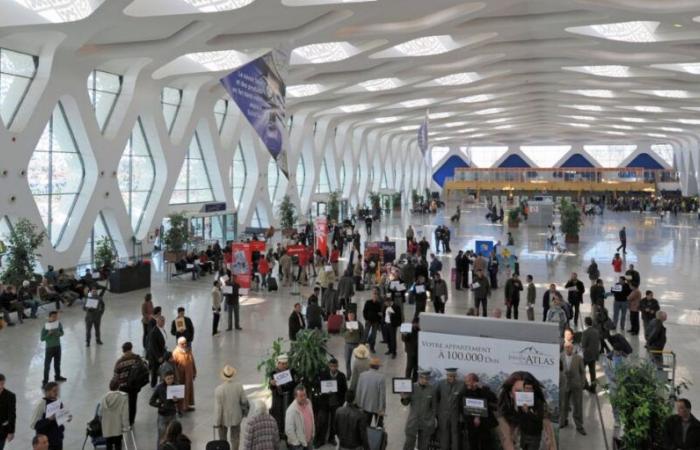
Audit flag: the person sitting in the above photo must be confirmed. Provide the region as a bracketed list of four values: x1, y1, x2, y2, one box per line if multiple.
[198, 251, 213, 274]
[18, 280, 39, 319]
[39, 278, 70, 309]
[0, 284, 18, 326]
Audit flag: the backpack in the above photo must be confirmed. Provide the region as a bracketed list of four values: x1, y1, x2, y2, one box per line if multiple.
[86, 404, 103, 439]
[127, 358, 150, 391]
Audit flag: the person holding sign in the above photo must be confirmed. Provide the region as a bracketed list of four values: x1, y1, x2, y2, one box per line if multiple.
[611, 276, 631, 332]
[30, 382, 70, 450]
[411, 275, 429, 319]
[40, 311, 66, 386]
[170, 307, 195, 344]
[149, 370, 178, 445]
[430, 272, 449, 314]
[460, 373, 498, 450]
[99, 378, 130, 450]
[471, 269, 491, 317]
[382, 296, 403, 359]
[269, 354, 297, 442]
[171, 337, 197, 413]
[222, 272, 242, 331]
[401, 370, 437, 450]
[83, 288, 105, 347]
[436, 368, 461, 450]
[314, 358, 347, 448]
[504, 273, 523, 320]
[342, 312, 365, 380]
[564, 273, 585, 328]
[211, 280, 223, 336]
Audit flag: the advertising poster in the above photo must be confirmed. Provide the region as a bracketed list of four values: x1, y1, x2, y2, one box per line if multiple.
[230, 242, 251, 276]
[475, 240, 494, 257]
[221, 52, 288, 175]
[379, 241, 396, 263]
[286, 244, 309, 266]
[314, 216, 328, 257]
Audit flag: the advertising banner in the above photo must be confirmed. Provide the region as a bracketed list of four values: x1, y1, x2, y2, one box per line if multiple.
[475, 240, 494, 257]
[314, 216, 328, 257]
[379, 241, 396, 263]
[230, 242, 251, 276]
[418, 112, 429, 160]
[221, 52, 288, 175]
[286, 244, 310, 266]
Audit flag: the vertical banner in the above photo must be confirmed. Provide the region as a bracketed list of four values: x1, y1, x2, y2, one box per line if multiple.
[418, 111, 429, 163]
[230, 242, 252, 290]
[221, 52, 288, 176]
[314, 216, 329, 257]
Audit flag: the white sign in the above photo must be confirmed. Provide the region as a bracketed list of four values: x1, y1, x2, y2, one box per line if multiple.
[186, 264, 194, 269]
[464, 398, 487, 417]
[612, 284, 622, 293]
[222, 285, 233, 294]
[45, 400, 61, 418]
[85, 298, 99, 309]
[392, 378, 413, 393]
[325, 265, 333, 273]
[397, 283, 406, 291]
[320, 380, 338, 393]
[167, 385, 185, 400]
[55, 408, 71, 425]
[390, 281, 399, 290]
[273, 370, 293, 386]
[400, 323, 413, 333]
[567, 286, 577, 292]
[415, 285, 425, 294]
[471, 282, 480, 289]
[345, 321, 359, 330]
[45, 321, 59, 331]
[515, 391, 535, 407]
[220, 275, 229, 283]
[239, 288, 249, 296]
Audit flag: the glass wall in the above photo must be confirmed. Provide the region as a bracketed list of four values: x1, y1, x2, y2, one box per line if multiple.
[214, 98, 228, 133]
[521, 145, 570, 168]
[78, 212, 117, 269]
[316, 157, 331, 193]
[268, 158, 279, 203]
[28, 102, 85, 246]
[161, 86, 182, 133]
[339, 162, 346, 192]
[230, 143, 246, 207]
[87, 70, 121, 131]
[296, 155, 305, 197]
[118, 118, 155, 233]
[584, 145, 636, 167]
[169, 132, 214, 204]
[0, 48, 37, 127]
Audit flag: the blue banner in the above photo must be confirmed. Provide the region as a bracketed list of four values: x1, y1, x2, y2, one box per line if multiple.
[221, 52, 287, 162]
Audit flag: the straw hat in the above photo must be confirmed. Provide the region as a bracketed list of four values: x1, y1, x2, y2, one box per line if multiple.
[353, 344, 370, 359]
[220, 365, 237, 381]
[369, 357, 382, 367]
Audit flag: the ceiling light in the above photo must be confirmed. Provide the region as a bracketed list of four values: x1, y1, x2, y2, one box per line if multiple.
[673, 118, 700, 125]
[605, 131, 626, 135]
[568, 123, 591, 128]
[661, 127, 684, 132]
[474, 108, 504, 115]
[651, 62, 700, 75]
[631, 105, 663, 113]
[287, 83, 325, 97]
[10, 0, 101, 23]
[611, 124, 634, 130]
[443, 121, 468, 128]
[563, 65, 631, 78]
[182, 0, 255, 12]
[456, 128, 477, 133]
[434, 136, 450, 141]
[470, 133, 486, 138]
[561, 89, 615, 98]
[578, 21, 660, 42]
[458, 94, 493, 103]
[648, 133, 668, 138]
[486, 118, 509, 123]
[494, 124, 512, 130]
[340, 103, 372, 113]
[564, 115, 596, 121]
[185, 50, 248, 71]
[292, 42, 353, 64]
[401, 98, 433, 108]
[633, 90, 690, 98]
[375, 116, 401, 123]
[393, 35, 453, 56]
[564, 104, 603, 111]
[429, 112, 453, 119]
[401, 125, 420, 131]
[358, 78, 401, 91]
[433, 72, 481, 86]
[621, 117, 646, 123]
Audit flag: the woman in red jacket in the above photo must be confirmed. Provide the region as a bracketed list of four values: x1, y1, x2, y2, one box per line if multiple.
[611, 253, 623, 273]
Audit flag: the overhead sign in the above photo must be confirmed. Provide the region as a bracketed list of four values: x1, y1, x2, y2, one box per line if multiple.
[203, 202, 226, 213]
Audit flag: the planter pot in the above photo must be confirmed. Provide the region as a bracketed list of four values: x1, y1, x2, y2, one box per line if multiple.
[565, 234, 579, 243]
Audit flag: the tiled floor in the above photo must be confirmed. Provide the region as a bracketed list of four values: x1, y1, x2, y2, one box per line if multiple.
[2, 204, 698, 449]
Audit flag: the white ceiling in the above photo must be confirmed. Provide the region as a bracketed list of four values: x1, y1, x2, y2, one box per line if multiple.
[3, 0, 700, 146]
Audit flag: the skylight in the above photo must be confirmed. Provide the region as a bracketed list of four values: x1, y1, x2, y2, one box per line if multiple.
[400, 98, 433, 108]
[521, 145, 571, 167]
[672, 118, 700, 125]
[466, 146, 507, 167]
[568, 123, 591, 128]
[561, 89, 615, 98]
[648, 133, 668, 138]
[632, 90, 690, 98]
[392, 35, 454, 56]
[486, 118, 509, 124]
[494, 124, 512, 130]
[567, 21, 660, 43]
[10, 0, 105, 23]
[564, 105, 604, 111]
[287, 84, 326, 98]
[661, 127, 684, 132]
[185, 50, 248, 71]
[611, 124, 634, 130]
[340, 103, 372, 113]
[182, 0, 255, 12]
[291, 42, 355, 64]
[605, 131, 626, 136]
[626, 105, 663, 113]
[585, 144, 636, 167]
[375, 116, 401, 123]
[457, 94, 493, 103]
[651, 62, 700, 75]
[620, 117, 646, 123]
[473, 108, 504, 115]
[429, 112, 453, 119]
[442, 121, 468, 128]
[562, 65, 631, 78]
[401, 125, 420, 131]
[433, 72, 481, 86]
[564, 115, 596, 121]
[358, 78, 401, 91]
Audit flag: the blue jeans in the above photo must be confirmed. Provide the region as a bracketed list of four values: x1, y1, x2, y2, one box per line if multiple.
[365, 322, 378, 352]
[613, 301, 627, 331]
[23, 299, 39, 317]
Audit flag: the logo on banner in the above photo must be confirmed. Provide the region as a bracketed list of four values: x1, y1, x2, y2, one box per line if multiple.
[508, 346, 557, 367]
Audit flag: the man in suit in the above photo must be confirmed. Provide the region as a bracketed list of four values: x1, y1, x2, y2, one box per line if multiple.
[147, 315, 167, 387]
[224, 275, 242, 331]
[170, 307, 194, 344]
[288, 303, 306, 341]
[580, 317, 600, 392]
[560, 342, 586, 435]
[664, 398, 700, 450]
[314, 358, 347, 448]
[542, 284, 559, 322]
[355, 357, 386, 428]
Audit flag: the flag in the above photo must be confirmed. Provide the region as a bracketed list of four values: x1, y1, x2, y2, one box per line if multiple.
[418, 111, 429, 162]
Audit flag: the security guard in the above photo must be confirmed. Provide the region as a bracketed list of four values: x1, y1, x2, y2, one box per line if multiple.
[401, 370, 438, 450]
[436, 368, 461, 450]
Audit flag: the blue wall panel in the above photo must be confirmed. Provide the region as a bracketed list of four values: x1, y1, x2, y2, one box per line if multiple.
[432, 155, 469, 187]
[498, 154, 531, 168]
[626, 153, 664, 170]
[560, 153, 594, 168]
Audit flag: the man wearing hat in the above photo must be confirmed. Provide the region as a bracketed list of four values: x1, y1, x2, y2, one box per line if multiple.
[214, 365, 249, 450]
[315, 358, 347, 447]
[269, 354, 297, 442]
[355, 357, 386, 428]
[350, 345, 370, 391]
[436, 369, 461, 450]
[401, 370, 437, 450]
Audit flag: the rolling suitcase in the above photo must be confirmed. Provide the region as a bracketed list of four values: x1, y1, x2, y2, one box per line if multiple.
[327, 314, 343, 333]
[268, 277, 278, 291]
[206, 427, 231, 450]
[367, 426, 387, 450]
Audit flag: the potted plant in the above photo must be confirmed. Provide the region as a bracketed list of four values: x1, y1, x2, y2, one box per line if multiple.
[0, 218, 44, 288]
[288, 329, 330, 394]
[368, 192, 381, 211]
[609, 358, 673, 450]
[559, 199, 582, 243]
[278, 195, 297, 237]
[162, 212, 189, 262]
[412, 189, 420, 207]
[507, 207, 521, 228]
[256, 337, 286, 387]
[94, 237, 116, 270]
[328, 191, 340, 223]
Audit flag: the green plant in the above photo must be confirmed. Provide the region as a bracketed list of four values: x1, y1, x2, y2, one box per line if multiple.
[162, 212, 189, 253]
[257, 337, 286, 387]
[94, 237, 116, 269]
[1, 218, 44, 288]
[609, 358, 672, 449]
[288, 329, 330, 393]
[278, 195, 297, 229]
[412, 189, 420, 205]
[508, 207, 521, 223]
[368, 192, 381, 210]
[328, 191, 340, 222]
[559, 199, 582, 237]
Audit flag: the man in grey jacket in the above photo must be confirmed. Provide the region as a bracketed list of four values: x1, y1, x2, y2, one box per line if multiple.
[337, 270, 355, 310]
[560, 342, 586, 435]
[285, 385, 315, 450]
[471, 269, 491, 317]
[401, 371, 437, 450]
[355, 357, 386, 428]
[84, 288, 105, 347]
[435, 368, 461, 450]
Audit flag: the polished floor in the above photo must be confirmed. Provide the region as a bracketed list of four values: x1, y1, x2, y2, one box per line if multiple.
[2, 204, 699, 449]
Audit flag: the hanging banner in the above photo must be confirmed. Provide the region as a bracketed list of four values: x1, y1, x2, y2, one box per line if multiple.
[314, 216, 329, 257]
[221, 52, 288, 175]
[286, 244, 310, 266]
[418, 111, 429, 160]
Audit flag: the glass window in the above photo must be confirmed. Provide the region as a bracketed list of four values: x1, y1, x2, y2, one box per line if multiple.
[651, 144, 674, 166]
[380, 169, 389, 189]
[78, 212, 117, 269]
[339, 162, 346, 192]
[268, 158, 280, 203]
[87, 70, 121, 132]
[230, 143, 247, 207]
[214, 98, 228, 133]
[431, 146, 449, 167]
[296, 155, 305, 198]
[0, 48, 37, 127]
[118, 118, 155, 233]
[584, 145, 636, 167]
[28, 102, 85, 247]
[521, 146, 571, 168]
[356, 165, 362, 185]
[169, 132, 214, 204]
[161, 86, 182, 133]
[253, 208, 269, 228]
[465, 146, 508, 168]
[317, 158, 331, 193]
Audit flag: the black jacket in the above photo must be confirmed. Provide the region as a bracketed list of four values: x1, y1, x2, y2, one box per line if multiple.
[641, 298, 660, 322]
[147, 326, 167, 362]
[224, 281, 240, 305]
[664, 413, 700, 450]
[646, 319, 667, 351]
[170, 316, 194, 343]
[0, 389, 16, 435]
[318, 369, 348, 409]
[362, 299, 382, 324]
[334, 403, 369, 449]
[33, 398, 64, 447]
[402, 329, 419, 356]
[149, 383, 178, 416]
[613, 283, 631, 303]
[565, 279, 585, 305]
[306, 302, 323, 330]
[288, 311, 306, 340]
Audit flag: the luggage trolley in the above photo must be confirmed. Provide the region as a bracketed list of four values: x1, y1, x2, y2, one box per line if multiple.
[648, 349, 677, 392]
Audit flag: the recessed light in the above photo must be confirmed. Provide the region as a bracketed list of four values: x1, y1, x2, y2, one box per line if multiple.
[661, 127, 684, 132]
[400, 98, 433, 108]
[611, 124, 634, 130]
[486, 117, 509, 123]
[287, 83, 325, 97]
[340, 103, 372, 113]
[564, 104, 604, 111]
[568, 123, 591, 128]
[562, 65, 630, 78]
[457, 94, 493, 103]
[561, 89, 615, 98]
[648, 133, 668, 138]
[563, 115, 596, 121]
[375, 116, 401, 123]
[442, 121, 469, 128]
[401, 125, 420, 131]
[633, 90, 690, 98]
[473, 108, 504, 115]
[433, 72, 481, 86]
[392, 35, 454, 56]
[292, 41, 354, 64]
[429, 112, 453, 119]
[621, 117, 646, 123]
[358, 78, 401, 91]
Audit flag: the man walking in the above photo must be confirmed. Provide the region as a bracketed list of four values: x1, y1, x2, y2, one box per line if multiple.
[581, 317, 600, 392]
[147, 315, 167, 388]
[285, 385, 315, 450]
[355, 357, 386, 428]
[0, 374, 16, 450]
[315, 358, 347, 448]
[435, 368, 461, 450]
[471, 269, 491, 317]
[84, 288, 105, 347]
[41, 311, 66, 386]
[560, 342, 586, 435]
[224, 276, 242, 331]
[564, 272, 585, 328]
[401, 371, 437, 450]
[334, 390, 369, 450]
[113, 342, 143, 426]
[617, 226, 627, 254]
[362, 289, 382, 353]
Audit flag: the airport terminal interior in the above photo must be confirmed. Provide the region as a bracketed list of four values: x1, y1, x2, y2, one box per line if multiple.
[2, 0, 700, 449]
